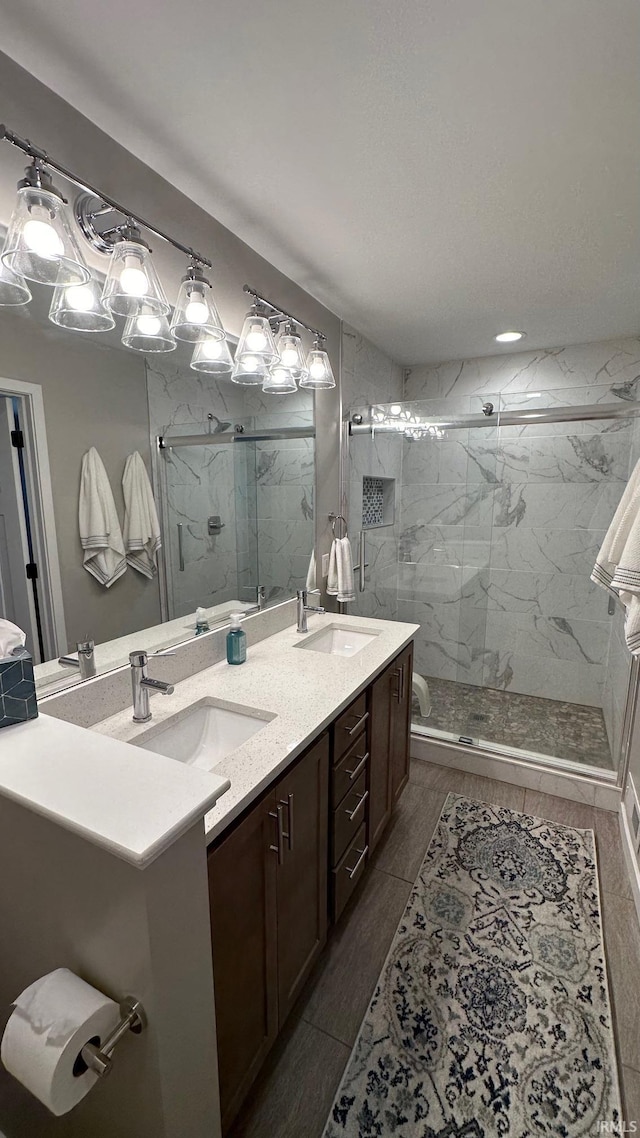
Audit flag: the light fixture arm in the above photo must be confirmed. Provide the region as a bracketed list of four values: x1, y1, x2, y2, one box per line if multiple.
[243, 285, 326, 341]
[0, 123, 213, 269]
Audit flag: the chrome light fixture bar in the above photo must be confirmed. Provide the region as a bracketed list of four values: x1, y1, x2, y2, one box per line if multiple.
[242, 285, 335, 390]
[0, 125, 213, 270]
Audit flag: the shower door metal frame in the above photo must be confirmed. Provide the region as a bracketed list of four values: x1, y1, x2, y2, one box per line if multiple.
[154, 424, 317, 623]
[347, 400, 640, 790]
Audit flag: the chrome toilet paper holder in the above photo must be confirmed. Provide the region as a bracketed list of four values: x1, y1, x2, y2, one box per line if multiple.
[78, 997, 147, 1079]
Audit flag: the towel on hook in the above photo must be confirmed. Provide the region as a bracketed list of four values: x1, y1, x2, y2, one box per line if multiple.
[122, 452, 162, 579]
[306, 551, 317, 591]
[591, 459, 640, 594]
[327, 537, 355, 603]
[78, 447, 127, 587]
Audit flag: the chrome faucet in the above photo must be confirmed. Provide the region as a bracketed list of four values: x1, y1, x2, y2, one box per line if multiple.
[296, 588, 325, 634]
[130, 650, 175, 723]
[58, 639, 96, 680]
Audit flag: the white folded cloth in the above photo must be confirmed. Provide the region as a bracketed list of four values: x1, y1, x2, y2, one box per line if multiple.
[326, 537, 355, 603]
[591, 459, 640, 594]
[122, 452, 162, 579]
[592, 458, 640, 654]
[306, 551, 317, 591]
[79, 448, 126, 588]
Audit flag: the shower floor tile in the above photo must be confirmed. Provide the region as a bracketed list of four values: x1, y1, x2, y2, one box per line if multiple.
[413, 676, 614, 770]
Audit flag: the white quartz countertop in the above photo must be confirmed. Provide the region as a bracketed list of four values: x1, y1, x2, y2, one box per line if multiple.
[93, 613, 418, 841]
[0, 713, 230, 866]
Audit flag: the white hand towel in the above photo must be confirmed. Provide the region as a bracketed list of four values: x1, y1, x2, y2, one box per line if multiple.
[336, 537, 355, 603]
[326, 540, 339, 596]
[122, 452, 162, 579]
[306, 551, 317, 591]
[78, 448, 126, 588]
[592, 459, 640, 592]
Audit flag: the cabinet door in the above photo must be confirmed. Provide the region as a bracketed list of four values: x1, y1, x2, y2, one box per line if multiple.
[390, 643, 413, 803]
[368, 667, 393, 854]
[207, 791, 279, 1132]
[275, 733, 329, 1025]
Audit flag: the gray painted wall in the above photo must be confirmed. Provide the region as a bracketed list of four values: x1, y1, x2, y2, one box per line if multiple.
[0, 51, 341, 653]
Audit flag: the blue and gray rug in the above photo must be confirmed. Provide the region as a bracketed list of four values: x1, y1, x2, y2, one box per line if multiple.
[323, 794, 621, 1137]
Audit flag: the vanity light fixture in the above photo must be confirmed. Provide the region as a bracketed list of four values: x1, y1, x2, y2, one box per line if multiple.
[0, 247, 32, 306]
[230, 352, 270, 386]
[190, 336, 234, 375]
[275, 321, 308, 382]
[170, 259, 225, 343]
[494, 331, 526, 343]
[49, 278, 115, 332]
[122, 306, 176, 353]
[102, 223, 169, 318]
[1, 160, 90, 288]
[235, 305, 279, 363]
[262, 363, 298, 395]
[300, 336, 336, 390]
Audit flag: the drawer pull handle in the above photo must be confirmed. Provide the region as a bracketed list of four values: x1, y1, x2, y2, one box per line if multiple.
[345, 710, 369, 737]
[268, 803, 285, 865]
[280, 793, 294, 852]
[346, 789, 368, 822]
[345, 844, 369, 880]
[345, 752, 369, 781]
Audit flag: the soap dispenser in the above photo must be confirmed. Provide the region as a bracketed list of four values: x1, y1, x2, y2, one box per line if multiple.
[226, 613, 247, 665]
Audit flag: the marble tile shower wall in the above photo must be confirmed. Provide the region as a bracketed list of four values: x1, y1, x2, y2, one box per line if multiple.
[342, 325, 403, 621]
[145, 357, 314, 616]
[400, 337, 640, 723]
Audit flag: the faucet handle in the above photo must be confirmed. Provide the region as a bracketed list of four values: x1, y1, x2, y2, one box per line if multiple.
[149, 649, 177, 658]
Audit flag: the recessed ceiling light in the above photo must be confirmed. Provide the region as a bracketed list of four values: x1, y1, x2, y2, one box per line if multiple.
[495, 331, 526, 343]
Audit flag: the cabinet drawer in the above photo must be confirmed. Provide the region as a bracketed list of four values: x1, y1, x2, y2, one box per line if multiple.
[332, 737, 369, 808]
[332, 770, 367, 866]
[333, 692, 369, 764]
[331, 822, 368, 923]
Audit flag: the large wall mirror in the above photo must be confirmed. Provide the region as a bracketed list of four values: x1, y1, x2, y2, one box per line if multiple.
[0, 285, 316, 694]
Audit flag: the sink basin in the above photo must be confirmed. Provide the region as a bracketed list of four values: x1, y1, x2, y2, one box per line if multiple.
[136, 698, 274, 771]
[297, 624, 380, 657]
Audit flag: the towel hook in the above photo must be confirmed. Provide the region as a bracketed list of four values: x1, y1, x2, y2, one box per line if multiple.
[329, 512, 348, 539]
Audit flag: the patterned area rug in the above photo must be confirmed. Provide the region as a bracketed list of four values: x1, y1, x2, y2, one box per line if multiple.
[323, 794, 621, 1137]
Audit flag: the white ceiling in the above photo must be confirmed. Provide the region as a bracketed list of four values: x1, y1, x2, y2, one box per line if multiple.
[2, 0, 639, 364]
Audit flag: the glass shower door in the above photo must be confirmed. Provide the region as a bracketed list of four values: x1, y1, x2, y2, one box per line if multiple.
[348, 391, 635, 777]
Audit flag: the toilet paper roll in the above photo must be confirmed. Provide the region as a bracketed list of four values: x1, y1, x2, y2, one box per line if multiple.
[1, 969, 120, 1116]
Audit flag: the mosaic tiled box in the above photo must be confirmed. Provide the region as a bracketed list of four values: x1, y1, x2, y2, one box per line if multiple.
[0, 648, 38, 729]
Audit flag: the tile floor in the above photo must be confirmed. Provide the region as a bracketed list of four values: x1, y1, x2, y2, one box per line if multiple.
[228, 757, 640, 1137]
[413, 678, 614, 770]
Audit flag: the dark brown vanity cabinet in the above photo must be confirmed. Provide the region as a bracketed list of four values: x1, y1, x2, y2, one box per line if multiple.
[207, 733, 329, 1132]
[208, 641, 413, 1131]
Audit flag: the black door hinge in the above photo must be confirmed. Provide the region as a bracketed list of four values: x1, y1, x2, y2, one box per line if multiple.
[25, 562, 38, 580]
[11, 429, 24, 449]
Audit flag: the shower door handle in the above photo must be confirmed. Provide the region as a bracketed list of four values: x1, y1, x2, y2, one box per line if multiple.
[177, 523, 185, 572]
[358, 531, 366, 592]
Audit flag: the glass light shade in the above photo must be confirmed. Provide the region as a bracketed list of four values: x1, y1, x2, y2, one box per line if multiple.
[2, 185, 90, 287]
[190, 337, 233, 375]
[49, 278, 115, 332]
[235, 308, 278, 364]
[0, 254, 31, 306]
[231, 352, 270, 386]
[122, 307, 176, 353]
[300, 344, 336, 389]
[170, 272, 225, 343]
[275, 326, 308, 381]
[262, 364, 298, 395]
[102, 239, 169, 318]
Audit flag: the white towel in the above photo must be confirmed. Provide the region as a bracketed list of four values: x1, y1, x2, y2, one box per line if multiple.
[122, 452, 162, 579]
[592, 459, 640, 593]
[78, 447, 126, 588]
[326, 537, 355, 603]
[306, 551, 317, 591]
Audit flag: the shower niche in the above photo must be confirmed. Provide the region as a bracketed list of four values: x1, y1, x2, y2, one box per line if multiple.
[362, 475, 395, 529]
